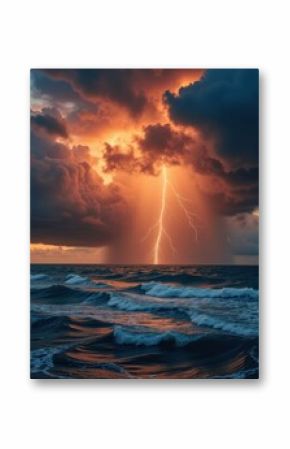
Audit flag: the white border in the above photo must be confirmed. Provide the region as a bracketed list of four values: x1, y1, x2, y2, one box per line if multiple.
[1, 1, 289, 448]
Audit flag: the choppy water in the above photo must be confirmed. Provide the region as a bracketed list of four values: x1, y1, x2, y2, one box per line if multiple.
[31, 265, 259, 379]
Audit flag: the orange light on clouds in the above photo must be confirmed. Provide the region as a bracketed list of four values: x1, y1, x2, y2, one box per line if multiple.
[31, 68, 243, 265]
[30, 243, 107, 264]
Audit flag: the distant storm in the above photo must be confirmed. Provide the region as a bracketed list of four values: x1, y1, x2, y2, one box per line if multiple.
[30, 69, 259, 264]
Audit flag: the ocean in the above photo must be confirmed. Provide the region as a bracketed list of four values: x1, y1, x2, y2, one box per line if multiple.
[30, 264, 259, 379]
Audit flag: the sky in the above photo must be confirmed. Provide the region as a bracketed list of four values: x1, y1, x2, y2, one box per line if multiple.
[30, 69, 259, 265]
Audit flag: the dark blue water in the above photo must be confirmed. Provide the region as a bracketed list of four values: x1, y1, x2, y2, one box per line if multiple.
[31, 265, 259, 379]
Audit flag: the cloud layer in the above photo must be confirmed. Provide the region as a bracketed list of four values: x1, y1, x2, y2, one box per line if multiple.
[31, 113, 129, 247]
[30, 69, 259, 258]
[103, 121, 258, 215]
[164, 69, 259, 166]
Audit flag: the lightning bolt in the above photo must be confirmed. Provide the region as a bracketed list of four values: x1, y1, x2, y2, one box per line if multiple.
[153, 165, 169, 264]
[142, 164, 200, 264]
[169, 182, 199, 242]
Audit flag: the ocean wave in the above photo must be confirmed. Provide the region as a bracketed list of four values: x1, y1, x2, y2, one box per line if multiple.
[81, 292, 110, 304]
[120, 271, 207, 284]
[65, 274, 110, 289]
[113, 325, 204, 346]
[213, 367, 258, 379]
[143, 273, 220, 285]
[65, 274, 89, 285]
[31, 273, 49, 282]
[31, 315, 70, 331]
[31, 315, 44, 325]
[31, 344, 72, 376]
[187, 309, 257, 337]
[142, 282, 258, 300]
[31, 284, 83, 298]
[93, 282, 111, 288]
[31, 286, 111, 308]
[107, 291, 258, 337]
[108, 293, 152, 311]
[107, 292, 177, 312]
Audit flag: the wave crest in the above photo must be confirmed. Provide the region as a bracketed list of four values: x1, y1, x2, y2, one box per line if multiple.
[113, 325, 203, 346]
[187, 310, 257, 337]
[142, 282, 258, 300]
[65, 274, 89, 285]
[108, 293, 161, 311]
[31, 273, 49, 282]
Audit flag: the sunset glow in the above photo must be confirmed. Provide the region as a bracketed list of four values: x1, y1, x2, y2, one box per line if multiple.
[31, 69, 259, 264]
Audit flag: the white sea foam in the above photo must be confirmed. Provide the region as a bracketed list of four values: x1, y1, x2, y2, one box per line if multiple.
[187, 310, 257, 337]
[65, 274, 89, 285]
[30, 344, 72, 376]
[31, 273, 49, 281]
[107, 291, 258, 337]
[108, 293, 166, 311]
[113, 325, 203, 346]
[142, 282, 258, 300]
[65, 274, 110, 289]
[82, 292, 108, 304]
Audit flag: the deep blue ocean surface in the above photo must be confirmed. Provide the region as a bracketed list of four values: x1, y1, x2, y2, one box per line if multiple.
[31, 265, 259, 379]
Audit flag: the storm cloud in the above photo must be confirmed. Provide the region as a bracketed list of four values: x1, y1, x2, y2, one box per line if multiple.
[103, 122, 258, 215]
[31, 122, 129, 247]
[30, 69, 259, 261]
[35, 69, 201, 117]
[164, 69, 259, 166]
[31, 108, 68, 138]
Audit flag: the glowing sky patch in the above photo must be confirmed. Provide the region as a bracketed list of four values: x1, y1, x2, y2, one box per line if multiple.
[30, 69, 259, 264]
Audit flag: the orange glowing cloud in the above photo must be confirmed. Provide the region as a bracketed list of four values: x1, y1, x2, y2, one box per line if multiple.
[30, 69, 258, 264]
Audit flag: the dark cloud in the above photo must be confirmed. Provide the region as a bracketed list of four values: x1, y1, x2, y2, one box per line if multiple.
[103, 143, 142, 173]
[31, 108, 68, 138]
[164, 69, 259, 166]
[31, 125, 129, 247]
[31, 71, 113, 139]
[103, 122, 258, 215]
[223, 166, 258, 186]
[41, 69, 147, 116]
[30, 69, 259, 251]
[226, 213, 259, 256]
[103, 124, 191, 175]
[138, 124, 257, 184]
[201, 184, 258, 216]
[31, 70, 82, 104]
[139, 123, 191, 161]
[38, 69, 201, 117]
[31, 71, 102, 132]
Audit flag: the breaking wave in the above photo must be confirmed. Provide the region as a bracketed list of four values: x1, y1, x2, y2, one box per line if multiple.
[65, 274, 110, 289]
[107, 293, 173, 311]
[187, 310, 258, 337]
[107, 291, 258, 337]
[30, 264, 259, 378]
[81, 291, 110, 304]
[142, 282, 258, 300]
[113, 325, 204, 346]
[30, 344, 73, 377]
[65, 274, 90, 285]
[31, 284, 88, 301]
[31, 273, 50, 282]
[31, 284, 109, 306]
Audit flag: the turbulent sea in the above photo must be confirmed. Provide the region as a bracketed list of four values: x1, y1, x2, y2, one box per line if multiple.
[31, 265, 259, 379]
